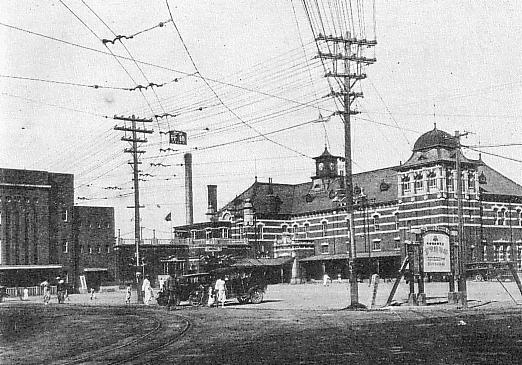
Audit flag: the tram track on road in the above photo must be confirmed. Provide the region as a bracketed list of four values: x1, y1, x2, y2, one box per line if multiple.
[106, 311, 192, 365]
[0, 303, 192, 365]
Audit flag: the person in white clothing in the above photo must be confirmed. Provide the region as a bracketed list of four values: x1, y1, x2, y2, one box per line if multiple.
[214, 277, 226, 308]
[142, 276, 152, 305]
[323, 273, 330, 287]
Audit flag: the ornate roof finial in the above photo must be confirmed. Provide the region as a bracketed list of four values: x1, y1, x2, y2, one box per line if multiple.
[433, 122, 437, 130]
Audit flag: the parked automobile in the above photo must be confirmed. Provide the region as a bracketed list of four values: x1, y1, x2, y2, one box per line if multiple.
[211, 266, 268, 305]
[157, 265, 268, 307]
[156, 273, 212, 307]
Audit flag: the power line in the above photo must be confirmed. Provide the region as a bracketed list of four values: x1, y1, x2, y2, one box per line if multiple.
[164, 0, 311, 159]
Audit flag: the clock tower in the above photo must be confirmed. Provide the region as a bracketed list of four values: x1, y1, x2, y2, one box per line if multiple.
[312, 147, 344, 179]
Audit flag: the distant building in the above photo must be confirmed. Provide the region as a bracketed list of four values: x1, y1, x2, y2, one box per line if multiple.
[73, 206, 116, 290]
[217, 127, 522, 280]
[0, 168, 115, 291]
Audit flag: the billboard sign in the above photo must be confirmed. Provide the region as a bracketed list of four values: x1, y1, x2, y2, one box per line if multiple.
[422, 231, 451, 273]
[169, 130, 187, 145]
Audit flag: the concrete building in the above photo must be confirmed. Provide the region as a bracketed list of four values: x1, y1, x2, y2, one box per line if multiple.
[217, 127, 522, 280]
[0, 168, 115, 291]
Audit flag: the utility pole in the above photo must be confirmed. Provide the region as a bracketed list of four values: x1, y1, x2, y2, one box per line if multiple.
[114, 115, 153, 304]
[317, 33, 376, 309]
[454, 130, 469, 308]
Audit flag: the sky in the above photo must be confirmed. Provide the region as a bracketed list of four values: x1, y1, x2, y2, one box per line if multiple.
[1, 1, 522, 239]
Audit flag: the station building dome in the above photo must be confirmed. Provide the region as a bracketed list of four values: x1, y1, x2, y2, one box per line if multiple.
[412, 126, 458, 152]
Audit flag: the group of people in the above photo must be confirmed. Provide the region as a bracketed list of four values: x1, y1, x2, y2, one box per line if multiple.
[40, 277, 69, 305]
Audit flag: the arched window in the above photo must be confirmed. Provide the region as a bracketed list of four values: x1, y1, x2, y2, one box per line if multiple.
[292, 224, 299, 238]
[304, 223, 310, 238]
[468, 172, 476, 192]
[281, 224, 289, 234]
[321, 220, 328, 237]
[502, 208, 508, 226]
[257, 224, 264, 240]
[372, 214, 380, 231]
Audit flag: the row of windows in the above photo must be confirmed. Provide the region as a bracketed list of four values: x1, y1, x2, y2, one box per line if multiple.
[79, 221, 111, 229]
[61, 241, 111, 254]
[493, 208, 522, 226]
[79, 245, 111, 254]
[401, 173, 476, 195]
[319, 238, 401, 254]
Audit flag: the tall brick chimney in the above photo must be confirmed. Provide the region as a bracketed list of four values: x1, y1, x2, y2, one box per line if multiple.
[206, 184, 218, 222]
[184, 153, 193, 225]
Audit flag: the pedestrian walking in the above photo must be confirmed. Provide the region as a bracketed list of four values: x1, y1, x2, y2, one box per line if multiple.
[41, 281, 51, 305]
[215, 277, 226, 308]
[323, 273, 330, 286]
[337, 273, 342, 283]
[90, 288, 96, 300]
[142, 276, 152, 305]
[165, 274, 179, 311]
[125, 284, 132, 305]
[57, 279, 66, 304]
[207, 286, 215, 307]
[22, 287, 29, 301]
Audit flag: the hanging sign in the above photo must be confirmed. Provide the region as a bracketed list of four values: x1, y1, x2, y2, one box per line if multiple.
[169, 130, 187, 145]
[422, 231, 451, 273]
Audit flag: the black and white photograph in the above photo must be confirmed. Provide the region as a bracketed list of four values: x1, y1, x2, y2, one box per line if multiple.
[1, 1, 521, 364]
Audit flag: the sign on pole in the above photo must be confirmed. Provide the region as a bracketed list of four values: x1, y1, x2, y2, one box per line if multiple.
[169, 130, 187, 145]
[422, 231, 451, 273]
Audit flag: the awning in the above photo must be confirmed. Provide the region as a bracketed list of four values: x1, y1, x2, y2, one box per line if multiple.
[231, 257, 294, 268]
[0, 265, 62, 270]
[83, 268, 108, 272]
[299, 251, 401, 262]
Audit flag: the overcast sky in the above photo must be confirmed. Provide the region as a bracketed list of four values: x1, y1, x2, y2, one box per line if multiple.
[2, 1, 522, 238]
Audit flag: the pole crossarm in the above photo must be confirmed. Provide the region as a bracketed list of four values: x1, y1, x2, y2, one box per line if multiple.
[115, 126, 154, 134]
[317, 52, 376, 64]
[113, 115, 154, 123]
[315, 34, 377, 46]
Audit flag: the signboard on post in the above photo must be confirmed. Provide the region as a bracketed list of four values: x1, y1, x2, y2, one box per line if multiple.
[169, 130, 187, 145]
[422, 231, 451, 273]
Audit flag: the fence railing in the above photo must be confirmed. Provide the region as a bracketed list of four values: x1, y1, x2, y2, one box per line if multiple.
[5, 286, 57, 297]
[116, 238, 249, 247]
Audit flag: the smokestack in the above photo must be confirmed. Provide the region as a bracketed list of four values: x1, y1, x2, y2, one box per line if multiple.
[206, 184, 218, 222]
[184, 153, 194, 225]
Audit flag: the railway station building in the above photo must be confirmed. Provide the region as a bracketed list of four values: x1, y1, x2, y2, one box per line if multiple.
[215, 127, 522, 281]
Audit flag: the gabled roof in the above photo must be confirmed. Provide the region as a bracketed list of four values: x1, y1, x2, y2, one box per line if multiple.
[220, 167, 399, 217]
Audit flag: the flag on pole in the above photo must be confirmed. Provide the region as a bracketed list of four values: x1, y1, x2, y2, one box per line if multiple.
[165, 212, 172, 221]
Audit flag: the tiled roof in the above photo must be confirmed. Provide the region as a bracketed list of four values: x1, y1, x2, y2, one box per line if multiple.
[478, 164, 522, 196]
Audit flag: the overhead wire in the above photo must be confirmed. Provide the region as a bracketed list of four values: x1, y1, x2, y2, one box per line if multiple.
[165, 0, 311, 159]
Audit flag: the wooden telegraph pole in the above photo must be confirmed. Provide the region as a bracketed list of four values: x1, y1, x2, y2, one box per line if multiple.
[317, 34, 376, 308]
[114, 115, 153, 304]
[455, 130, 469, 308]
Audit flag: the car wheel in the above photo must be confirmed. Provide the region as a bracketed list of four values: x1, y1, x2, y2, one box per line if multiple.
[250, 290, 263, 304]
[237, 296, 249, 304]
[475, 274, 484, 282]
[188, 293, 200, 307]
